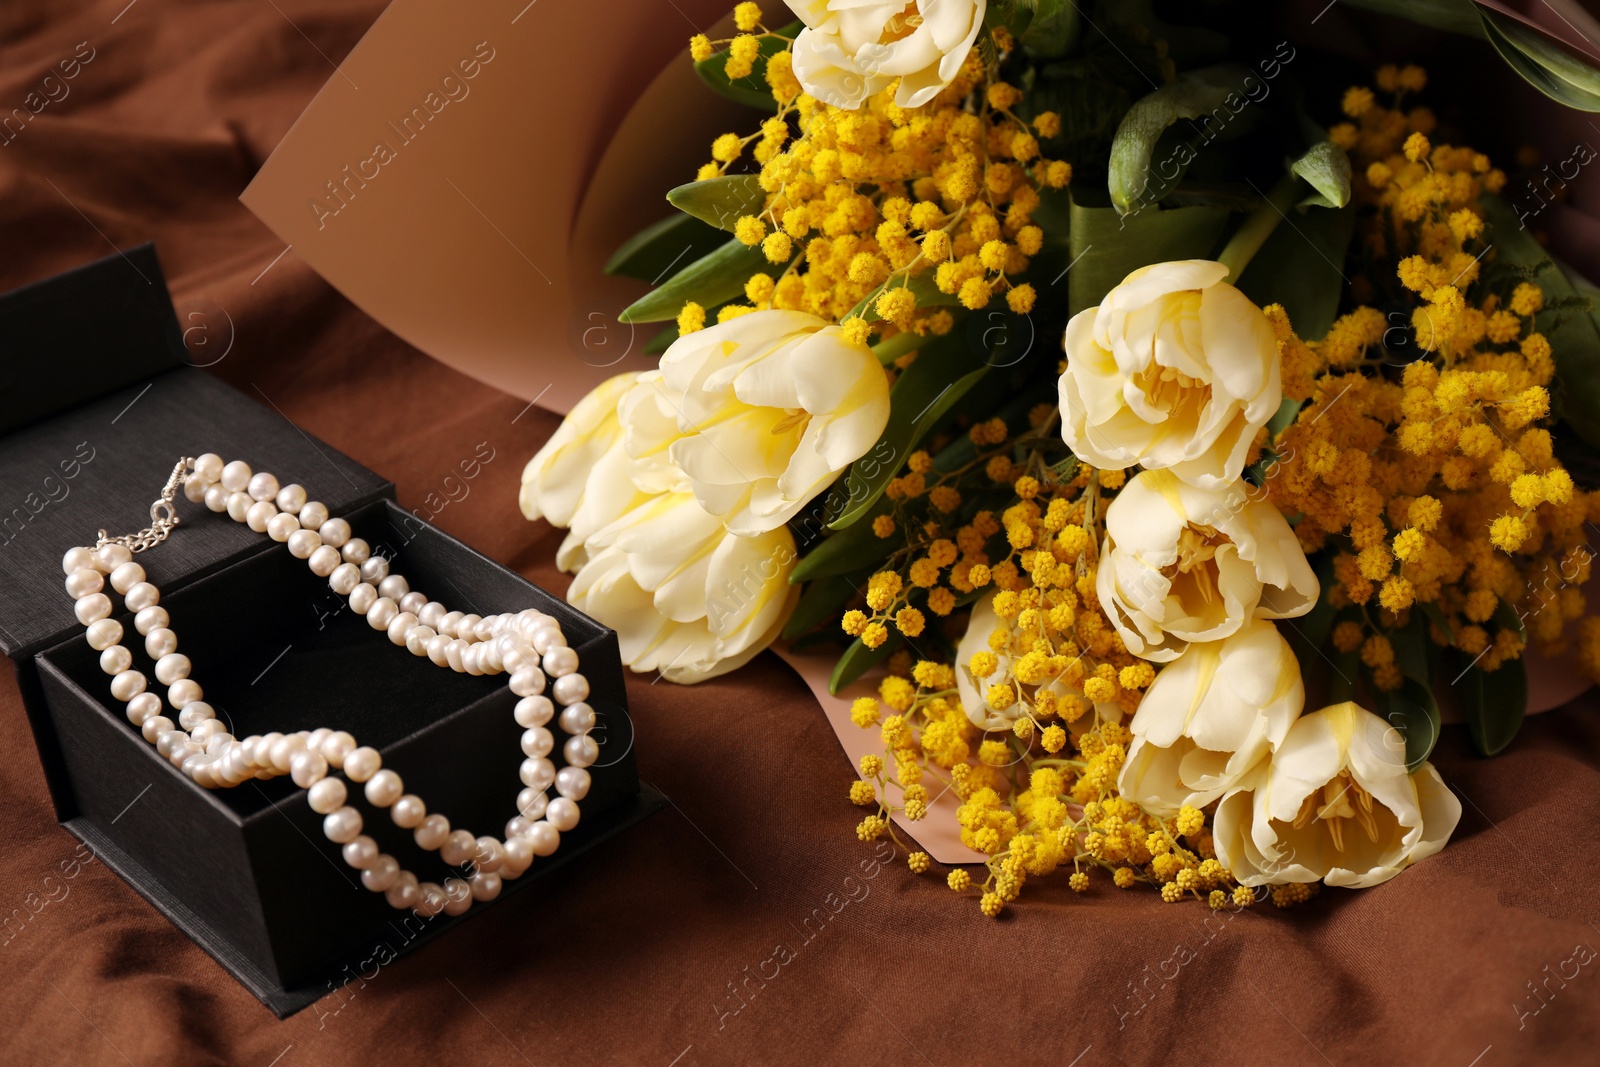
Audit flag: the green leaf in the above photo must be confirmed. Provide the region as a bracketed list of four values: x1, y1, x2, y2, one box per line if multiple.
[1020, 0, 1080, 58]
[604, 212, 728, 283]
[1234, 202, 1355, 341]
[790, 500, 895, 583]
[1067, 195, 1230, 314]
[618, 239, 766, 324]
[1339, 0, 1484, 36]
[1453, 652, 1528, 756]
[1293, 553, 1340, 652]
[830, 333, 990, 530]
[1289, 141, 1352, 209]
[1268, 396, 1303, 436]
[1377, 677, 1442, 772]
[1478, 7, 1600, 112]
[1480, 195, 1600, 446]
[848, 273, 961, 323]
[693, 23, 801, 111]
[666, 175, 766, 233]
[1107, 73, 1236, 215]
[830, 631, 902, 695]
[781, 573, 863, 640]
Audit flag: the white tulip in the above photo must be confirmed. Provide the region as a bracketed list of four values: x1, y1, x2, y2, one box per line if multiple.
[567, 492, 799, 684]
[519, 372, 638, 529]
[635, 310, 890, 536]
[1213, 702, 1462, 889]
[1118, 620, 1303, 816]
[785, 0, 987, 110]
[1097, 470, 1318, 662]
[1059, 260, 1280, 489]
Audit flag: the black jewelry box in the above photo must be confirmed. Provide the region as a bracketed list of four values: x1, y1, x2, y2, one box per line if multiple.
[0, 246, 662, 1016]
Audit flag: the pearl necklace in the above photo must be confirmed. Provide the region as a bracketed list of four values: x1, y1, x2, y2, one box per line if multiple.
[60, 455, 597, 919]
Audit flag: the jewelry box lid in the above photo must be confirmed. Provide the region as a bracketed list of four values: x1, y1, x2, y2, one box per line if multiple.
[0, 246, 392, 660]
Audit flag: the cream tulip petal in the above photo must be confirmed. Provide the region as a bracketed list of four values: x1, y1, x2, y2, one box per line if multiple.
[1407, 763, 1462, 863]
[1261, 709, 1348, 824]
[1198, 281, 1276, 403]
[519, 371, 636, 526]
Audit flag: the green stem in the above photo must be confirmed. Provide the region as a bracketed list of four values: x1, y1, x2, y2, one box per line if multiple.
[871, 330, 925, 366]
[1216, 172, 1301, 282]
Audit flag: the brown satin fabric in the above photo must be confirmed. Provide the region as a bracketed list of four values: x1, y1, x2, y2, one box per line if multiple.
[1, 3, 1600, 1065]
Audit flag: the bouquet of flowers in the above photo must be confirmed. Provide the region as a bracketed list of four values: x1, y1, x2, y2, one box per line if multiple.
[522, 0, 1600, 914]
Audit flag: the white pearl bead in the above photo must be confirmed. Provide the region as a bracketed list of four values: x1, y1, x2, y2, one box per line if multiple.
[94, 544, 132, 572]
[109, 562, 145, 595]
[308, 777, 347, 814]
[192, 453, 223, 484]
[469, 872, 502, 902]
[520, 727, 554, 759]
[225, 491, 252, 522]
[275, 483, 307, 513]
[387, 612, 418, 646]
[553, 673, 589, 706]
[559, 703, 596, 735]
[520, 757, 555, 790]
[76, 593, 112, 626]
[442, 878, 472, 915]
[473, 837, 504, 873]
[509, 667, 546, 697]
[341, 538, 371, 565]
[183, 477, 208, 504]
[418, 602, 446, 629]
[414, 814, 451, 850]
[179, 702, 215, 730]
[203, 483, 230, 512]
[359, 556, 389, 584]
[514, 695, 554, 728]
[361, 855, 399, 892]
[564, 734, 599, 769]
[299, 501, 330, 530]
[135, 606, 169, 635]
[405, 624, 436, 657]
[65, 568, 103, 599]
[101, 644, 133, 676]
[342, 835, 379, 869]
[62, 547, 96, 574]
[526, 821, 560, 857]
[440, 830, 477, 866]
[505, 816, 536, 840]
[426, 634, 451, 667]
[515, 610, 545, 635]
[391, 794, 426, 828]
[364, 769, 403, 807]
[543, 647, 579, 678]
[531, 626, 566, 655]
[546, 797, 580, 832]
[141, 715, 173, 742]
[343, 746, 381, 782]
[329, 562, 361, 596]
[323, 806, 363, 843]
[142, 627, 177, 659]
[385, 871, 421, 910]
[367, 597, 398, 630]
[556, 767, 591, 801]
[192, 720, 227, 744]
[377, 575, 409, 601]
[461, 643, 485, 676]
[457, 614, 482, 641]
[157, 729, 189, 758]
[320, 730, 356, 767]
[290, 750, 329, 787]
[415, 883, 448, 917]
[269, 733, 306, 772]
[287, 528, 322, 559]
[168, 679, 203, 708]
[398, 591, 427, 616]
[349, 583, 377, 615]
[307, 544, 341, 576]
[246, 500, 277, 533]
[517, 787, 548, 821]
[87, 618, 123, 651]
[220, 460, 252, 492]
[473, 616, 496, 642]
[440, 611, 466, 639]
[154, 653, 191, 685]
[445, 639, 469, 672]
[266, 511, 300, 543]
[125, 692, 161, 726]
[501, 836, 534, 876]
[247, 471, 280, 502]
[317, 517, 350, 548]
[124, 582, 160, 612]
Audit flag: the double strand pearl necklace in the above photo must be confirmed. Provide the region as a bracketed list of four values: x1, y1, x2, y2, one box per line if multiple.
[60, 455, 598, 918]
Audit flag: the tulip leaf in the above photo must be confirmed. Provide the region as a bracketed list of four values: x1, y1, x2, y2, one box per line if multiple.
[1289, 553, 1340, 653]
[1478, 7, 1600, 112]
[791, 500, 895, 583]
[1234, 201, 1355, 341]
[829, 332, 990, 531]
[666, 175, 767, 233]
[1338, 0, 1484, 36]
[1480, 195, 1600, 446]
[1452, 651, 1528, 756]
[1289, 141, 1352, 209]
[782, 573, 865, 640]
[604, 212, 729, 283]
[693, 22, 801, 111]
[1019, 0, 1080, 58]
[1107, 72, 1237, 215]
[618, 239, 767, 324]
[1377, 677, 1442, 772]
[1067, 195, 1230, 315]
[830, 630, 903, 694]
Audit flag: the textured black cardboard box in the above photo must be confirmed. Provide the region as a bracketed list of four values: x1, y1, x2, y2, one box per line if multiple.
[0, 247, 660, 1016]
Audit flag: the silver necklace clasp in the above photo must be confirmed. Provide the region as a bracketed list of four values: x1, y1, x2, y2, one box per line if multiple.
[96, 457, 194, 554]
